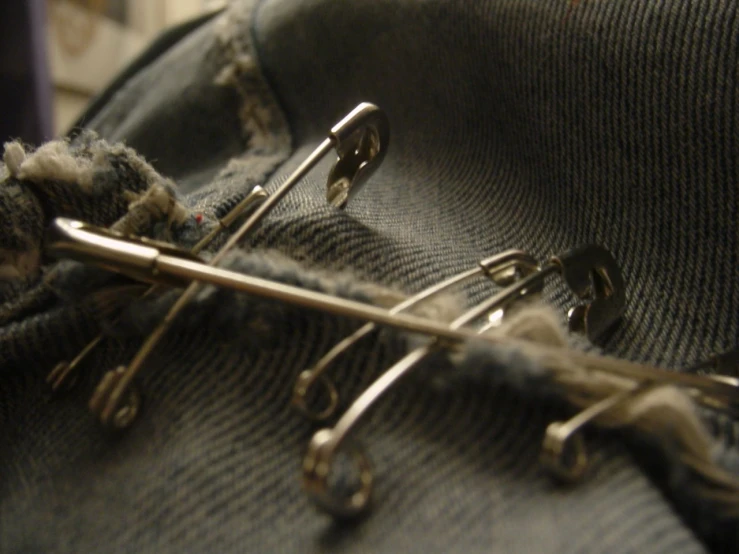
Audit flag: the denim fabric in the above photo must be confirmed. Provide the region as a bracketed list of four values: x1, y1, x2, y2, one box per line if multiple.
[1, 0, 738, 552]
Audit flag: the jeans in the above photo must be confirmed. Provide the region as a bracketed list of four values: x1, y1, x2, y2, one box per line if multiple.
[1, 0, 737, 552]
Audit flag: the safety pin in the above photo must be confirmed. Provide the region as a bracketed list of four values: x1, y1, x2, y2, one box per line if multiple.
[293, 244, 626, 422]
[45, 184, 269, 392]
[298, 249, 739, 517]
[50, 222, 684, 385]
[299, 245, 629, 517]
[303, 352, 739, 518]
[540, 382, 658, 483]
[45, 219, 739, 495]
[46, 219, 506, 357]
[540, 364, 739, 484]
[51, 102, 390, 428]
[291, 250, 540, 420]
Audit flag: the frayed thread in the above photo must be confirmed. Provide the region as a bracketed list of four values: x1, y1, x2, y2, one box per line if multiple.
[2, 134, 190, 229]
[213, 0, 291, 154]
[0, 134, 191, 289]
[440, 303, 739, 517]
[114, 184, 189, 236]
[3, 142, 26, 176]
[3, 138, 104, 191]
[435, 336, 555, 396]
[434, 305, 566, 395]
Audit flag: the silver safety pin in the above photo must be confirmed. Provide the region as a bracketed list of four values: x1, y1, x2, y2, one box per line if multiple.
[298, 245, 625, 517]
[46, 219, 739, 515]
[47, 219, 729, 405]
[541, 370, 739, 483]
[48, 102, 390, 428]
[301, 278, 539, 517]
[46, 218, 500, 354]
[293, 244, 627, 422]
[298, 249, 739, 518]
[46, 185, 269, 392]
[541, 382, 659, 483]
[292, 249, 540, 420]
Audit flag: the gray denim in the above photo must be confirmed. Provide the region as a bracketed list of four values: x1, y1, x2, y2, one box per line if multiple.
[1, 0, 738, 552]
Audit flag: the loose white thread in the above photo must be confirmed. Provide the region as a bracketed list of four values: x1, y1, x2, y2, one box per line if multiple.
[4, 140, 97, 190]
[114, 184, 189, 236]
[485, 304, 739, 513]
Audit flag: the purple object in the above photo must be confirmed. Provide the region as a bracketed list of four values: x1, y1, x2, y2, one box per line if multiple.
[0, 0, 53, 145]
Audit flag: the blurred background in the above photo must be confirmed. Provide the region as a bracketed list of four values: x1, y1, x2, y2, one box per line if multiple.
[1, 0, 225, 145]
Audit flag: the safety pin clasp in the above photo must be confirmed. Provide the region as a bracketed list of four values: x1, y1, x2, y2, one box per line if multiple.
[552, 245, 625, 342]
[326, 102, 390, 208]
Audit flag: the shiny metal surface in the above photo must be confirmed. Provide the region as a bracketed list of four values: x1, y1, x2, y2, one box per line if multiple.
[49, 103, 390, 428]
[46, 219, 739, 410]
[47, 219, 493, 344]
[45, 185, 268, 392]
[64, 103, 389, 429]
[297, 245, 729, 518]
[291, 250, 539, 421]
[540, 384, 656, 483]
[326, 103, 390, 208]
[300, 268, 565, 517]
[553, 245, 626, 342]
[47, 216, 739, 515]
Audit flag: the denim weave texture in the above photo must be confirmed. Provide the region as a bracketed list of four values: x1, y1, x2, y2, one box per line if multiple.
[0, 1, 738, 552]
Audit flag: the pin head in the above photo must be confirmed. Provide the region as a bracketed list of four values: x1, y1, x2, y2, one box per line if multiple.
[326, 103, 390, 208]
